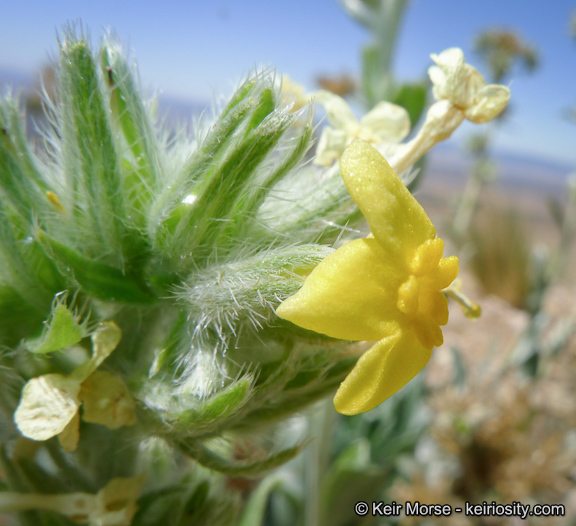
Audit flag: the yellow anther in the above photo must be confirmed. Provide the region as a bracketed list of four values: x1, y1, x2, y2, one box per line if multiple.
[411, 238, 444, 276]
[397, 275, 419, 315]
[442, 278, 482, 320]
[46, 191, 65, 214]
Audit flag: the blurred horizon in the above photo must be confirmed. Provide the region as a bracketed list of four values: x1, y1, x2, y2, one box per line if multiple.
[2, 64, 572, 198]
[1, 0, 576, 168]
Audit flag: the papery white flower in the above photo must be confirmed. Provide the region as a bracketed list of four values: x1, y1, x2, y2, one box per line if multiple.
[313, 90, 410, 166]
[80, 371, 138, 430]
[15, 374, 82, 442]
[0, 475, 146, 526]
[89, 475, 146, 526]
[14, 322, 135, 451]
[429, 48, 510, 123]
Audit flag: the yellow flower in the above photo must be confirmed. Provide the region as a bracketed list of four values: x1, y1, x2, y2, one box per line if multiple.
[276, 139, 459, 415]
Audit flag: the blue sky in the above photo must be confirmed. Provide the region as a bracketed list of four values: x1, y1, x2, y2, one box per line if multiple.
[2, 0, 576, 166]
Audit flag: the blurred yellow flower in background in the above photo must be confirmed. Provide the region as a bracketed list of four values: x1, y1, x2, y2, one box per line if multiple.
[276, 139, 459, 414]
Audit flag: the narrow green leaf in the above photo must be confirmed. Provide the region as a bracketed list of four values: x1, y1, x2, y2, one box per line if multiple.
[221, 112, 313, 244]
[392, 80, 428, 127]
[167, 377, 253, 432]
[0, 201, 63, 309]
[238, 475, 284, 526]
[220, 76, 258, 120]
[59, 36, 127, 263]
[251, 115, 313, 206]
[177, 440, 305, 477]
[0, 99, 48, 220]
[245, 87, 275, 134]
[150, 76, 264, 225]
[149, 92, 255, 251]
[101, 40, 160, 224]
[172, 107, 294, 261]
[38, 231, 156, 303]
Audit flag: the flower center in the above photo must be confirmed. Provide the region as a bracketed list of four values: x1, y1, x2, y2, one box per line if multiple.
[396, 238, 458, 349]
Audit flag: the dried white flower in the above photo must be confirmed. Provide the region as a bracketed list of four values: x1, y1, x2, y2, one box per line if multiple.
[386, 48, 512, 176]
[80, 371, 138, 429]
[279, 75, 310, 112]
[313, 90, 410, 165]
[0, 475, 146, 526]
[14, 374, 82, 442]
[429, 47, 510, 123]
[14, 322, 135, 451]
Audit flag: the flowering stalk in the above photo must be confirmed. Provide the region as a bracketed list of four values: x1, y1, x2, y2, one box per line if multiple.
[312, 48, 509, 181]
[0, 25, 507, 524]
[338, 0, 409, 106]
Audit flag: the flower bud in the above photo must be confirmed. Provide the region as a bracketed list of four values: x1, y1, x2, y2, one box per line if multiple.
[429, 47, 510, 123]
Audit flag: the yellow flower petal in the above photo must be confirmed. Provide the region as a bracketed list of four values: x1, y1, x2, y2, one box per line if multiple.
[412, 315, 444, 349]
[276, 237, 402, 341]
[423, 255, 459, 290]
[411, 238, 444, 276]
[333, 325, 432, 415]
[340, 140, 436, 263]
[419, 289, 449, 326]
[278, 140, 464, 414]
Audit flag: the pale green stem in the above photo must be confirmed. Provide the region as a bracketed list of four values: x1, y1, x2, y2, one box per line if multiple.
[305, 398, 337, 526]
[451, 170, 484, 245]
[373, 0, 409, 77]
[0, 491, 93, 515]
[550, 174, 576, 279]
[339, 0, 409, 106]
